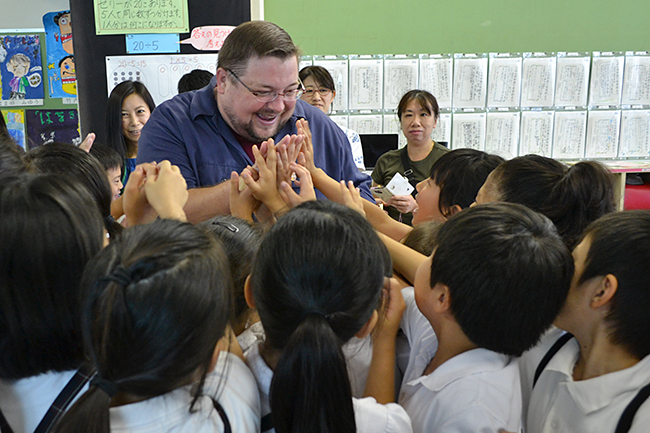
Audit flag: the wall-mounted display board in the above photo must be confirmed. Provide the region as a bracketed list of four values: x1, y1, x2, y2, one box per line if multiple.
[69, 0, 249, 144]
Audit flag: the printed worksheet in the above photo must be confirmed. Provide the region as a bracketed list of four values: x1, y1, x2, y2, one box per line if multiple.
[555, 54, 590, 107]
[383, 57, 418, 109]
[453, 56, 488, 108]
[419, 56, 453, 108]
[349, 57, 383, 110]
[589, 54, 624, 106]
[521, 55, 556, 108]
[348, 113, 383, 134]
[619, 109, 650, 157]
[585, 110, 621, 158]
[552, 110, 587, 159]
[432, 111, 452, 144]
[313, 57, 349, 112]
[329, 114, 348, 130]
[622, 54, 650, 105]
[485, 111, 520, 159]
[519, 110, 554, 156]
[382, 113, 407, 148]
[451, 111, 486, 150]
[487, 55, 522, 108]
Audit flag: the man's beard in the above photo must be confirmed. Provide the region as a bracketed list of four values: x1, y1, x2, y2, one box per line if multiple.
[222, 105, 288, 143]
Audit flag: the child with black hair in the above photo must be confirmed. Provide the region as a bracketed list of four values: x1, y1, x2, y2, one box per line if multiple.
[90, 143, 124, 202]
[0, 174, 105, 433]
[296, 119, 504, 242]
[54, 219, 260, 433]
[388, 203, 574, 433]
[198, 215, 265, 352]
[473, 154, 616, 249]
[520, 211, 650, 433]
[244, 200, 412, 433]
[24, 142, 124, 240]
[178, 69, 214, 93]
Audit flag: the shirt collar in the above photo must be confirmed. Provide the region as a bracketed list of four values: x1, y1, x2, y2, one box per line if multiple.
[410, 348, 513, 392]
[547, 342, 650, 414]
[189, 75, 219, 121]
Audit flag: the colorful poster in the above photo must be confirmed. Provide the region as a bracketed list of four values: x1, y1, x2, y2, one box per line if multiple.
[0, 35, 44, 106]
[43, 10, 77, 98]
[25, 108, 80, 150]
[94, 0, 189, 35]
[1, 108, 26, 150]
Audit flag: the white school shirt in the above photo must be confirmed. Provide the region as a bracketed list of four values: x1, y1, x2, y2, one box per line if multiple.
[398, 287, 522, 433]
[0, 370, 86, 433]
[110, 351, 260, 433]
[523, 330, 650, 433]
[338, 124, 365, 170]
[244, 340, 412, 433]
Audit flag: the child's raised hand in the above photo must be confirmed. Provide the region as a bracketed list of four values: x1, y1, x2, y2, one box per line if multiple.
[241, 140, 287, 217]
[122, 162, 159, 226]
[78, 132, 95, 153]
[143, 160, 188, 221]
[378, 279, 406, 339]
[340, 180, 366, 217]
[229, 171, 259, 223]
[279, 163, 316, 208]
[297, 119, 317, 173]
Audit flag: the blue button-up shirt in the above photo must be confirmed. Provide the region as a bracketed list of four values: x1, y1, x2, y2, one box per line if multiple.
[137, 78, 373, 202]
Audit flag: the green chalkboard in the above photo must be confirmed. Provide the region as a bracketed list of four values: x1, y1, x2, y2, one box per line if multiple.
[266, 0, 650, 55]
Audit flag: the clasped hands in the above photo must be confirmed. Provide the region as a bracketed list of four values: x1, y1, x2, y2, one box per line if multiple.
[230, 120, 317, 222]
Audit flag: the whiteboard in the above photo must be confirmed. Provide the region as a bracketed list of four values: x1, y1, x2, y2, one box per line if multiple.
[106, 54, 219, 106]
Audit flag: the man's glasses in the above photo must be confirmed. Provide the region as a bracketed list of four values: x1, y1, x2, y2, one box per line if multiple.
[302, 88, 333, 98]
[227, 69, 304, 103]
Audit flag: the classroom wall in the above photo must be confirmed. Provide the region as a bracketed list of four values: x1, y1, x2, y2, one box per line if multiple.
[1, 0, 70, 29]
[265, 0, 650, 55]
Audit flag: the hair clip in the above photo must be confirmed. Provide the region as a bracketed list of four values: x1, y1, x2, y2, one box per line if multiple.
[212, 221, 240, 233]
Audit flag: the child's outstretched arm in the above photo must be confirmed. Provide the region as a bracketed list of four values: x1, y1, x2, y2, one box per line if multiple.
[377, 232, 427, 285]
[297, 119, 412, 241]
[364, 278, 406, 404]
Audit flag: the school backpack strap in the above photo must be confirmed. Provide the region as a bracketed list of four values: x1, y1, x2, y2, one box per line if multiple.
[34, 363, 96, 433]
[614, 382, 650, 433]
[0, 363, 95, 433]
[533, 332, 574, 387]
[211, 399, 232, 433]
[261, 413, 273, 432]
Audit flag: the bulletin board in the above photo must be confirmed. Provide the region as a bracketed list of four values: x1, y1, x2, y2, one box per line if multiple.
[69, 0, 249, 143]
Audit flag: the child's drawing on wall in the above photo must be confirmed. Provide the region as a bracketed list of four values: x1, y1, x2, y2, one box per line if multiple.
[0, 34, 44, 106]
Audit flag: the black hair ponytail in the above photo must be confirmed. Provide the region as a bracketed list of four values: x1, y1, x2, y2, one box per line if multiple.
[270, 314, 355, 433]
[550, 160, 615, 249]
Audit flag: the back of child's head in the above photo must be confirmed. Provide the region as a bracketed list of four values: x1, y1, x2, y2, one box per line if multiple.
[198, 215, 263, 333]
[429, 203, 574, 356]
[56, 219, 233, 433]
[490, 155, 616, 249]
[23, 142, 122, 239]
[430, 149, 504, 217]
[578, 210, 650, 360]
[0, 138, 26, 185]
[402, 219, 443, 256]
[0, 173, 104, 379]
[250, 200, 390, 433]
[177, 69, 214, 93]
[89, 142, 124, 173]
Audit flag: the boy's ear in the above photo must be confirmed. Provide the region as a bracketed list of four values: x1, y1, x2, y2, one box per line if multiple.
[591, 274, 618, 309]
[447, 205, 463, 217]
[431, 283, 452, 314]
[244, 275, 255, 308]
[355, 310, 378, 339]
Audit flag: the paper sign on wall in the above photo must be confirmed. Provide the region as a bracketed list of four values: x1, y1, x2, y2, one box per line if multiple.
[126, 34, 180, 54]
[43, 10, 77, 99]
[1, 108, 26, 149]
[25, 108, 80, 149]
[0, 34, 44, 107]
[94, 0, 189, 35]
[179, 26, 235, 51]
